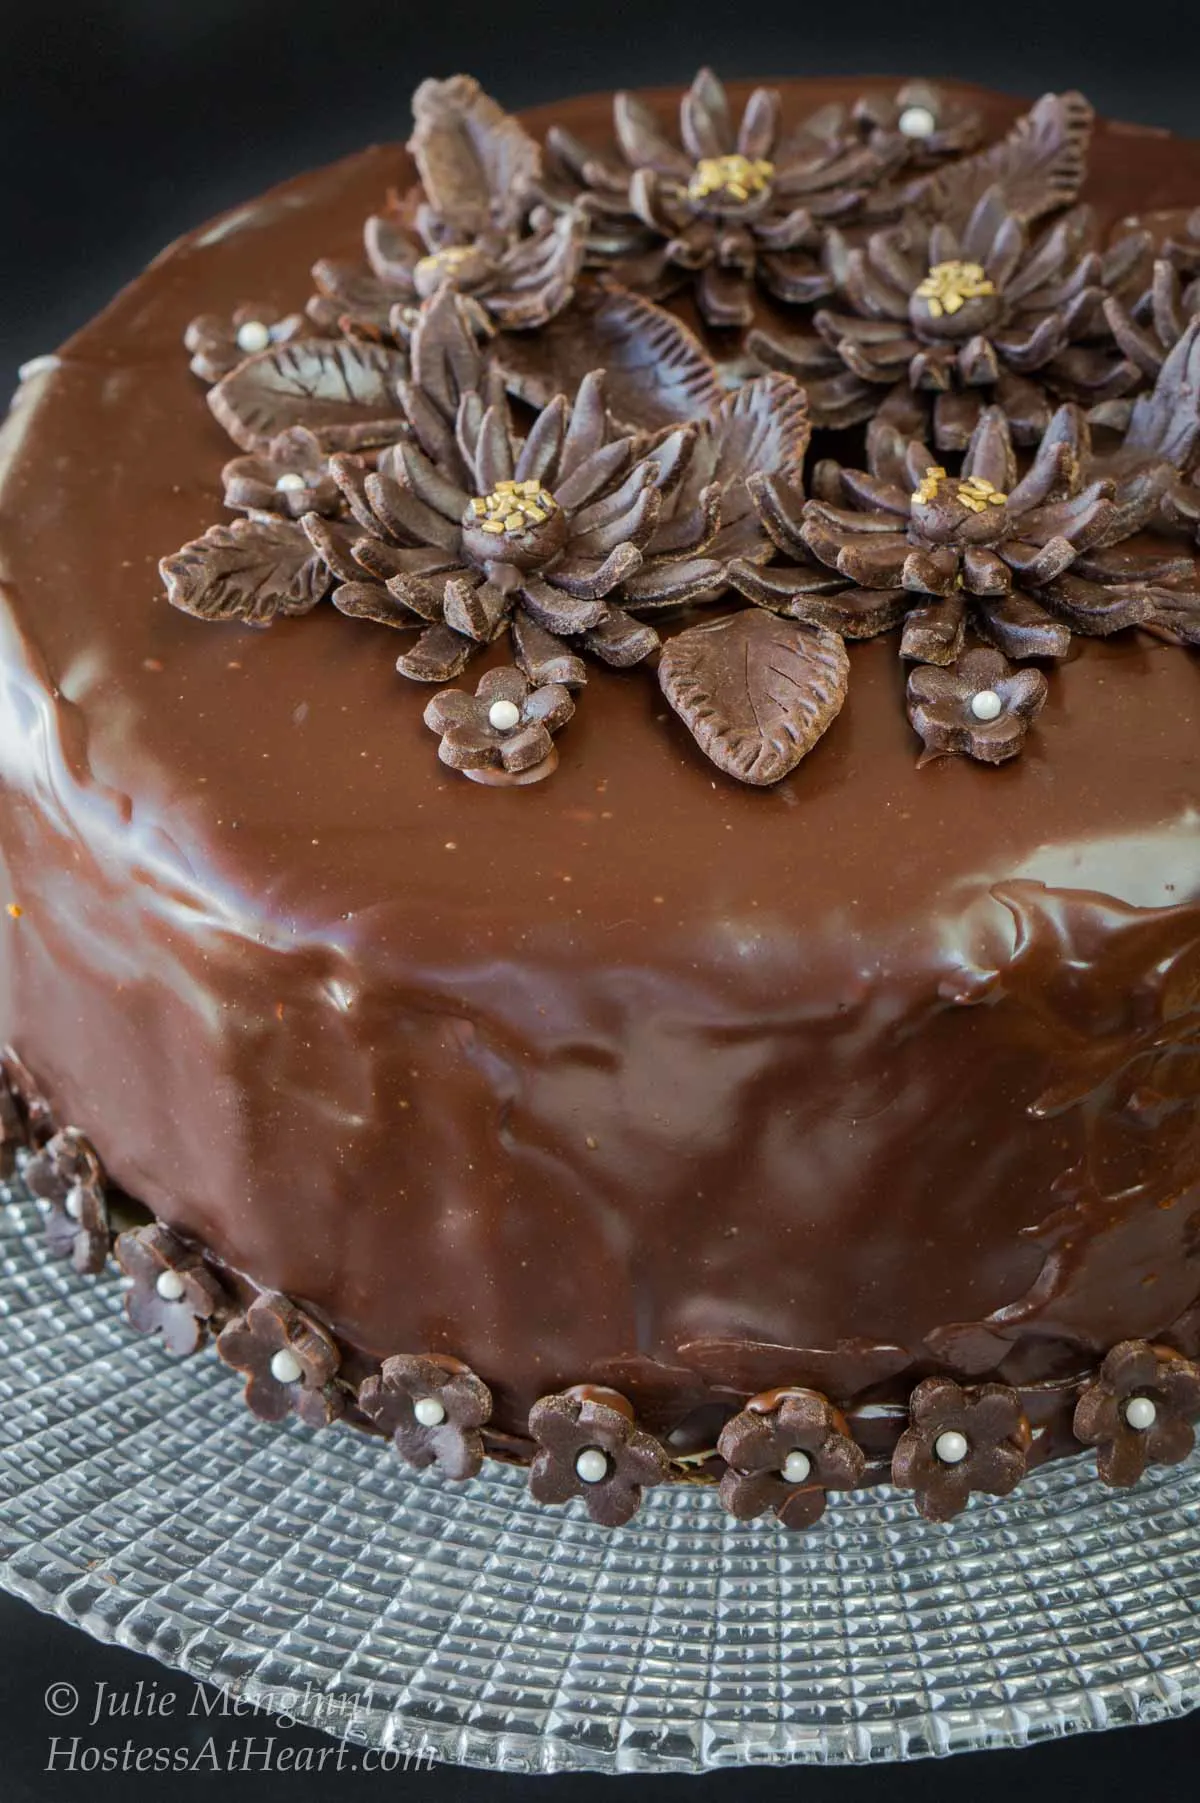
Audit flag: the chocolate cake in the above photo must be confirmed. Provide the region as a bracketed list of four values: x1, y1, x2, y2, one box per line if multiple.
[3, 71, 1200, 1530]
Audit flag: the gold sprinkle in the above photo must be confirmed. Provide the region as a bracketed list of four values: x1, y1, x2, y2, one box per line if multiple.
[469, 498, 486, 517]
[502, 512, 525, 531]
[6, 903, 21, 920]
[520, 479, 540, 496]
[914, 258, 997, 318]
[481, 519, 505, 534]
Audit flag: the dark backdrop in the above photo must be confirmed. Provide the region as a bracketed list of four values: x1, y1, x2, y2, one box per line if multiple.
[4, 1, 1200, 1797]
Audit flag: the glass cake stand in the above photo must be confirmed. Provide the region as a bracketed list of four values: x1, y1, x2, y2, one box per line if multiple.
[3, 1185, 1200, 1775]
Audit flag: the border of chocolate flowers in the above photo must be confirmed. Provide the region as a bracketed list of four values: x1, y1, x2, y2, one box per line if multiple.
[12, 1074, 1200, 1532]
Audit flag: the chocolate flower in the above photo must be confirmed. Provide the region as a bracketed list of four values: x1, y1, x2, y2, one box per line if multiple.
[752, 195, 1143, 446]
[184, 303, 305, 385]
[734, 400, 1185, 671]
[543, 67, 910, 328]
[892, 1377, 1031, 1521]
[307, 77, 586, 341]
[301, 289, 719, 688]
[1073, 1340, 1200, 1486]
[25, 1129, 110, 1276]
[222, 427, 342, 520]
[716, 1387, 865, 1530]
[425, 664, 574, 784]
[907, 644, 1048, 764]
[115, 1223, 229, 1357]
[358, 1352, 492, 1480]
[217, 1292, 344, 1428]
[528, 1386, 669, 1525]
[850, 81, 983, 166]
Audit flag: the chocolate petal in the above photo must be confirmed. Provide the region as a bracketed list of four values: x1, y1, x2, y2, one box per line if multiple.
[613, 90, 692, 178]
[409, 75, 540, 236]
[549, 542, 643, 600]
[396, 621, 478, 682]
[519, 575, 609, 634]
[512, 611, 588, 688]
[581, 606, 660, 666]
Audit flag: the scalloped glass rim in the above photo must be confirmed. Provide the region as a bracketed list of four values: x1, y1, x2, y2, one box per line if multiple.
[2, 1185, 1200, 1775]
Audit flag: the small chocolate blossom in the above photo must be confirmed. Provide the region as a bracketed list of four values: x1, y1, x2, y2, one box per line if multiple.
[184, 303, 306, 384]
[892, 1377, 1031, 1521]
[222, 427, 341, 520]
[424, 665, 574, 785]
[358, 1353, 492, 1480]
[716, 1387, 865, 1530]
[25, 1129, 110, 1276]
[528, 1386, 669, 1525]
[1074, 1340, 1200, 1486]
[217, 1291, 344, 1428]
[907, 645, 1048, 764]
[115, 1223, 229, 1357]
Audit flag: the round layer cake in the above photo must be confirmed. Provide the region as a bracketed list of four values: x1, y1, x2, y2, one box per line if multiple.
[2, 72, 1200, 1525]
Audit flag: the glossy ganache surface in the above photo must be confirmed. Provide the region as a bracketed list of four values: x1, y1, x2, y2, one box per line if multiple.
[1, 79, 1199, 1444]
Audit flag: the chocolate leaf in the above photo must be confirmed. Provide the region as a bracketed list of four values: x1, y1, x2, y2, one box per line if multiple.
[491, 282, 722, 433]
[658, 610, 849, 785]
[160, 517, 331, 626]
[689, 375, 811, 565]
[208, 338, 409, 453]
[911, 92, 1093, 229]
[409, 75, 540, 236]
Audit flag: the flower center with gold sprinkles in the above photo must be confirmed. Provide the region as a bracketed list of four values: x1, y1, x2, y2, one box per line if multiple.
[911, 467, 1008, 513]
[914, 259, 997, 318]
[687, 154, 774, 203]
[414, 246, 475, 284]
[469, 480, 558, 537]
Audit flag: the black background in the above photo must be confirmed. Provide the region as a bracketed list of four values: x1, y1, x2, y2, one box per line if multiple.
[4, 1, 1200, 1796]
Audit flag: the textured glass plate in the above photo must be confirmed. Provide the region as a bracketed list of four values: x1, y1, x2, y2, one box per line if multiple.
[2, 1187, 1200, 1774]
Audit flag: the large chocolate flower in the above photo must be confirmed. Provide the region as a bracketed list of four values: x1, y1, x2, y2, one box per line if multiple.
[752, 194, 1144, 447]
[358, 1353, 492, 1480]
[308, 77, 585, 340]
[1074, 1340, 1200, 1487]
[25, 1129, 110, 1276]
[543, 67, 910, 328]
[217, 1292, 345, 1429]
[302, 290, 719, 687]
[892, 1377, 1031, 1521]
[716, 1387, 865, 1530]
[115, 1223, 229, 1357]
[528, 1386, 669, 1526]
[734, 402, 1182, 672]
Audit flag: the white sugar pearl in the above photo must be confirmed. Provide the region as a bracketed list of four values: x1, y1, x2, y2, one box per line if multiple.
[155, 1270, 186, 1302]
[934, 1429, 969, 1465]
[270, 1348, 303, 1386]
[898, 104, 937, 139]
[1124, 1395, 1158, 1431]
[970, 688, 1004, 722]
[488, 699, 522, 732]
[275, 471, 307, 493]
[781, 1449, 812, 1485]
[414, 1396, 447, 1428]
[65, 1190, 84, 1222]
[575, 1446, 609, 1484]
[236, 320, 271, 354]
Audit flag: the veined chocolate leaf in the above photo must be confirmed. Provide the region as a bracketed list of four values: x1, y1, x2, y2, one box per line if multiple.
[160, 516, 330, 626]
[208, 337, 409, 454]
[658, 609, 849, 784]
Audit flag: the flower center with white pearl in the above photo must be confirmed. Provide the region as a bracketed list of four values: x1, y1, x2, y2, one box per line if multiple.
[488, 699, 522, 733]
[574, 1446, 610, 1484]
[155, 1269, 186, 1303]
[898, 104, 937, 138]
[413, 1396, 448, 1428]
[468, 480, 557, 540]
[934, 1429, 969, 1465]
[275, 471, 307, 493]
[781, 1449, 812, 1485]
[970, 689, 1004, 722]
[235, 319, 272, 355]
[270, 1348, 303, 1386]
[687, 154, 774, 204]
[1124, 1395, 1158, 1431]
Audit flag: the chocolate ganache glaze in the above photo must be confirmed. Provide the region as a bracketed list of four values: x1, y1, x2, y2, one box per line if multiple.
[2, 79, 1200, 1478]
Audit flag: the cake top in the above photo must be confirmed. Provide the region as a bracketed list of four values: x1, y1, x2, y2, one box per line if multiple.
[152, 71, 1200, 792]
